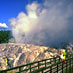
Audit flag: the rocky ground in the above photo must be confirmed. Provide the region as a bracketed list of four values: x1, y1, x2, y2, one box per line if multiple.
[0, 43, 73, 70]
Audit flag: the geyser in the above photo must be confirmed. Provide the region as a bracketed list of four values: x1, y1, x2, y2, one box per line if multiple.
[10, 0, 73, 47]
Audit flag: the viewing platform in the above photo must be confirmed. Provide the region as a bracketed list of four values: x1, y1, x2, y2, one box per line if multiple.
[0, 54, 73, 73]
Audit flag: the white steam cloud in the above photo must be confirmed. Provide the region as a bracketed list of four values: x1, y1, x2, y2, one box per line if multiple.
[10, 0, 73, 47]
[0, 23, 8, 28]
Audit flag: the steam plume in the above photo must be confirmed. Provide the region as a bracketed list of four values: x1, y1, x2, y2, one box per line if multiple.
[10, 0, 73, 47]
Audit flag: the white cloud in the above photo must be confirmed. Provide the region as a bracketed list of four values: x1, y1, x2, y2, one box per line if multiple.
[0, 23, 8, 28]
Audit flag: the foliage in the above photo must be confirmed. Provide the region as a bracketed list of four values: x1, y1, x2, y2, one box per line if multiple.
[0, 30, 12, 43]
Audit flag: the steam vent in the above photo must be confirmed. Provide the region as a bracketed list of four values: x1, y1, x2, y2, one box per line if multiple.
[0, 43, 73, 70]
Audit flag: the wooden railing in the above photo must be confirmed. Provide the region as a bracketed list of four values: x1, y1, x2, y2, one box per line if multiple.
[0, 54, 73, 73]
[30, 55, 73, 73]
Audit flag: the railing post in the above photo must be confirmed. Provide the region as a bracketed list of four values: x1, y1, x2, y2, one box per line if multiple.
[45, 60, 46, 67]
[38, 61, 40, 69]
[30, 64, 31, 72]
[68, 58, 69, 73]
[69, 57, 71, 73]
[59, 56, 60, 61]
[42, 69, 44, 73]
[55, 57, 56, 63]
[66, 59, 67, 73]
[50, 66, 52, 73]
[68, 58, 70, 72]
[19, 67, 21, 73]
[53, 57, 56, 63]
[50, 59, 51, 64]
[62, 61, 63, 73]
[72, 56, 73, 72]
[57, 64, 58, 73]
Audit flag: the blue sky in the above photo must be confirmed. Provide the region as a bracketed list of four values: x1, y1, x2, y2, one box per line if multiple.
[0, 0, 42, 30]
[0, 0, 73, 30]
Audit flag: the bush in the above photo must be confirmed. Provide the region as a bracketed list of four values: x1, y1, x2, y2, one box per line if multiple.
[0, 30, 12, 43]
